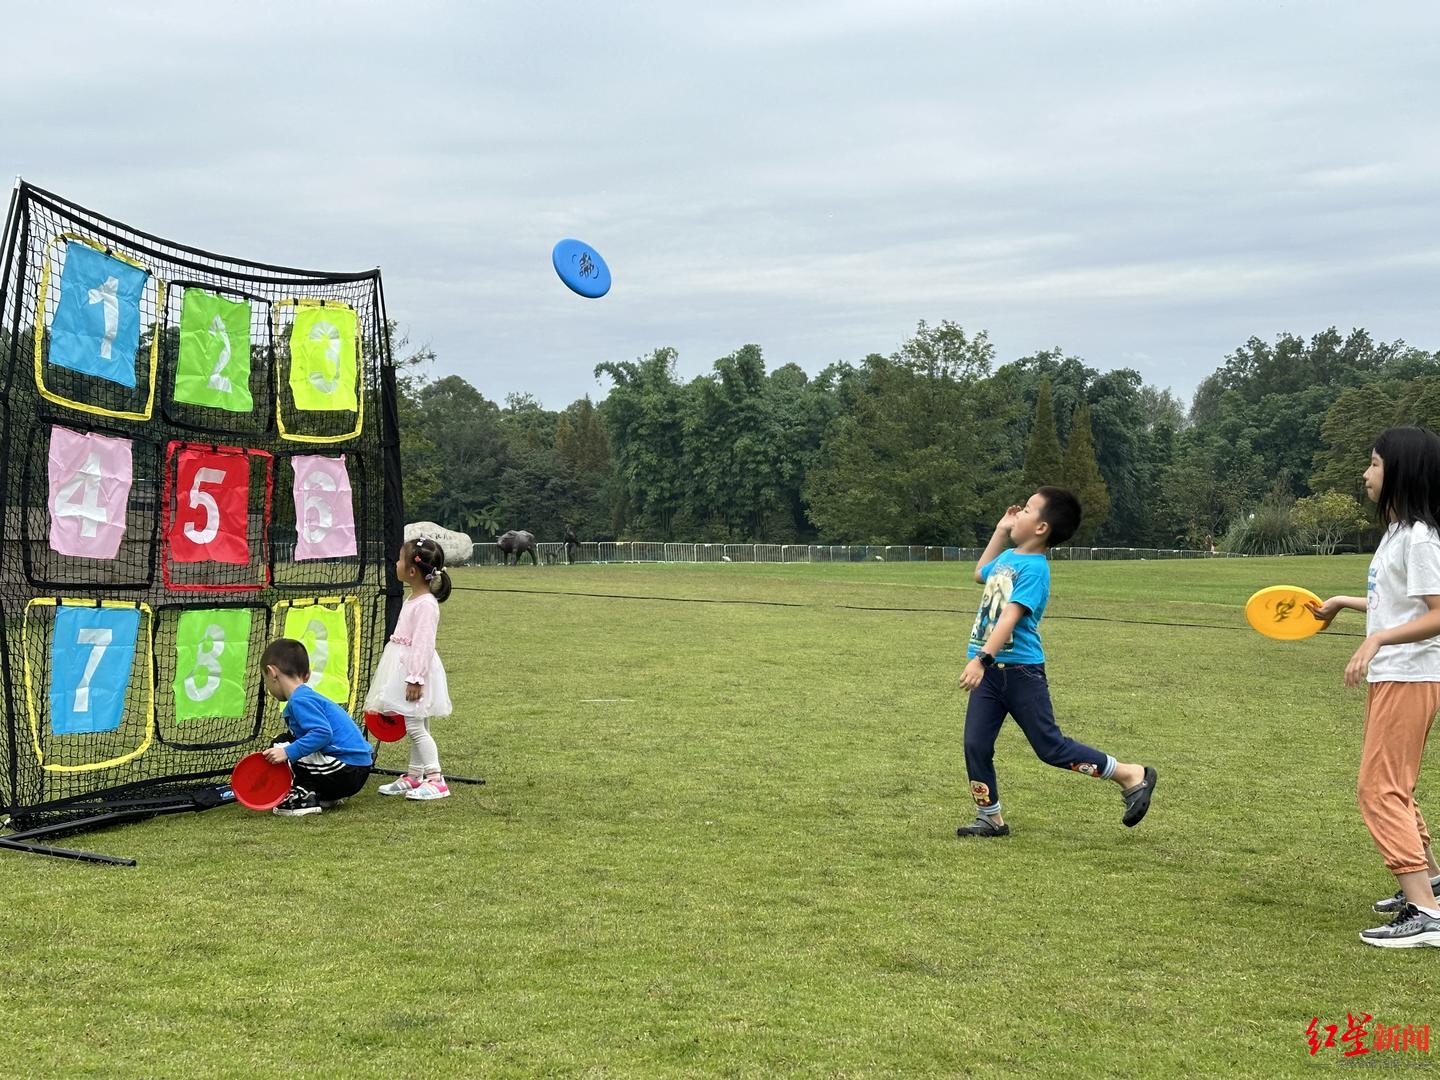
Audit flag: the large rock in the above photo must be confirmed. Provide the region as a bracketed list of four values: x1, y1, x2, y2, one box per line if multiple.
[404, 522, 473, 566]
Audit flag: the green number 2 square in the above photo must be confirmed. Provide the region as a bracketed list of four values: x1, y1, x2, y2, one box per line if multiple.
[175, 289, 253, 412]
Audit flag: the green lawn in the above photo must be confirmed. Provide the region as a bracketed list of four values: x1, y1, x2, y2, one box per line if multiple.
[2, 557, 1436, 1077]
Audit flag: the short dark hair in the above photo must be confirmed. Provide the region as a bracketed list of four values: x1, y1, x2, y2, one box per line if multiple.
[1035, 486, 1081, 548]
[261, 638, 309, 679]
[1373, 426, 1440, 531]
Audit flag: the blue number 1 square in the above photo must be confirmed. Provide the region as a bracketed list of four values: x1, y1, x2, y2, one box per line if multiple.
[49, 242, 147, 388]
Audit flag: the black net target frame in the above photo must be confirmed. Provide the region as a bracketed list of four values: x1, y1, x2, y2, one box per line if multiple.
[0, 181, 405, 863]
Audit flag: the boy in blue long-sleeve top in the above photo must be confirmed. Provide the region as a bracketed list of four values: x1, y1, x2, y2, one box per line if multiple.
[956, 487, 1157, 837]
[259, 638, 374, 817]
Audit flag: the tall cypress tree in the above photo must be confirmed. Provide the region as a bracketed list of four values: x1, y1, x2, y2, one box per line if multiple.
[1061, 398, 1110, 545]
[1022, 378, 1064, 493]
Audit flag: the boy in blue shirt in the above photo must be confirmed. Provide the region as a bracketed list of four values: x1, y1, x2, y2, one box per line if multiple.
[259, 638, 374, 817]
[956, 487, 1157, 837]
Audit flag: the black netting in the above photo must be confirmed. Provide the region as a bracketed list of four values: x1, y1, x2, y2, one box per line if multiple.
[0, 181, 403, 827]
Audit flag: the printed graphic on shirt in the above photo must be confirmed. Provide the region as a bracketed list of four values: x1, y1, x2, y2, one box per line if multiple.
[970, 566, 1016, 652]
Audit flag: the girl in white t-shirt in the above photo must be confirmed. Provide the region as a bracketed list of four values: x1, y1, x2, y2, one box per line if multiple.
[1312, 426, 1440, 948]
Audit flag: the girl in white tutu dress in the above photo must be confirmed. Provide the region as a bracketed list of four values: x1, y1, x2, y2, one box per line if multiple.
[368, 537, 454, 800]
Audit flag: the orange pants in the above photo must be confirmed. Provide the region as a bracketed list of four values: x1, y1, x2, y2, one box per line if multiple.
[1358, 682, 1440, 875]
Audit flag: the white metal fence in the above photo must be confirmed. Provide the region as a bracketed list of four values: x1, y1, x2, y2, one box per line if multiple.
[467, 542, 1245, 566]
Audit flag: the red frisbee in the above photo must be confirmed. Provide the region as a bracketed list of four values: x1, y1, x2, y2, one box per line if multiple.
[364, 710, 407, 743]
[229, 752, 293, 811]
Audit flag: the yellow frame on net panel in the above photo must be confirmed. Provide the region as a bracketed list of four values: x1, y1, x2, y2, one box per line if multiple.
[272, 298, 365, 444]
[33, 233, 162, 423]
[22, 598, 156, 773]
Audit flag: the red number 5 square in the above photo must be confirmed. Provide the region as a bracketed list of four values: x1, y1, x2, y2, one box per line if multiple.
[162, 442, 272, 591]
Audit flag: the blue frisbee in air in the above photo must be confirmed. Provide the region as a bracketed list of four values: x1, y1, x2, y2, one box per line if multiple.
[552, 238, 611, 298]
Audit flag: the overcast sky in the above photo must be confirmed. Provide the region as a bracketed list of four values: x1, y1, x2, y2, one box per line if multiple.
[3, 1, 1437, 408]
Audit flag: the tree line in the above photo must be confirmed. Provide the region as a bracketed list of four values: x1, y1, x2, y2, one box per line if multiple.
[392, 321, 1440, 549]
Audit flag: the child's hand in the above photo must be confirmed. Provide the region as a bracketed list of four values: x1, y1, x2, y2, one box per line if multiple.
[959, 657, 985, 691]
[261, 746, 289, 765]
[1345, 635, 1383, 687]
[997, 505, 1023, 533]
[1307, 597, 1345, 628]
[405, 682, 423, 703]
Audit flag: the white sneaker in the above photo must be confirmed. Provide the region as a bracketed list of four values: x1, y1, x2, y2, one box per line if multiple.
[406, 778, 451, 801]
[1374, 874, 1440, 913]
[1360, 904, 1440, 948]
[378, 774, 423, 796]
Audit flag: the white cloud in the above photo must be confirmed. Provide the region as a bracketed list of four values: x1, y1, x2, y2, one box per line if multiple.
[3, 0, 1440, 406]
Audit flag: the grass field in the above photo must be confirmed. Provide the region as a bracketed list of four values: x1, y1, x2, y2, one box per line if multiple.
[2, 556, 1437, 1077]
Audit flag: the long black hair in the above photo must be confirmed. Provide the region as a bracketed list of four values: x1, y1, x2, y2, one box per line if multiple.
[1373, 426, 1440, 532]
[404, 537, 453, 603]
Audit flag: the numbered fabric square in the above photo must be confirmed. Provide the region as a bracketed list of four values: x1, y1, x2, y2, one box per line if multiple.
[291, 455, 357, 560]
[175, 289, 253, 412]
[48, 241, 148, 388]
[49, 605, 142, 736]
[162, 442, 273, 591]
[47, 426, 133, 559]
[168, 445, 252, 565]
[279, 599, 356, 707]
[289, 304, 358, 412]
[172, 608, 253, 723]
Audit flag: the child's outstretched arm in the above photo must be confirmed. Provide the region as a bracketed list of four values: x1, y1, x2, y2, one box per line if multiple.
[974, 506, 1021, 583]
[1308, 595, 1367, 628]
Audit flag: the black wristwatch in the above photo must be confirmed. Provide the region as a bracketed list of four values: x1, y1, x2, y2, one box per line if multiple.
[978, 651, 996, 668]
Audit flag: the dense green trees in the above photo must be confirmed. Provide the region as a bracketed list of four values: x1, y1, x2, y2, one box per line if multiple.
[395, 320, 1440, 549]
[1061, 399, 1109, 546]
[804, 323, 1010, 544]
[1021, 379, 1063, 493]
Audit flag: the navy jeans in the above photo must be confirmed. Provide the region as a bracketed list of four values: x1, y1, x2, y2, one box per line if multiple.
[963, 663, 1113, 815]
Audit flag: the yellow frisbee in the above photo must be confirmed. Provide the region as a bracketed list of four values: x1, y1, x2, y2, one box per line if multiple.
[1244, 585, 1325, 641]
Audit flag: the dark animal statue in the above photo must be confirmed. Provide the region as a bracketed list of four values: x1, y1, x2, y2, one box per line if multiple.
[496, 530, 537, 566]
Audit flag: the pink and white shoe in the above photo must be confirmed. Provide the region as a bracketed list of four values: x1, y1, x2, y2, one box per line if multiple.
[377, 774, 423, 796]
[406, 778, 451, 801]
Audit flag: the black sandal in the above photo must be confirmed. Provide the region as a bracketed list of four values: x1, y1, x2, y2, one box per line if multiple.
[1122, 766, 1156, 828]
[956, 815, 1010, 837]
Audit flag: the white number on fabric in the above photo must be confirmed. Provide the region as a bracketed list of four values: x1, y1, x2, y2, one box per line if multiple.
[305, 618, 329, 683]
[54, 450, 108, 539]
[299, 470, 337, 544]
[206, 314, 233, 393]
[307, 321, 341, 394]
[87, 275, 121, 360]
[182, 467, 227, 546]
[182, 623, 226, 702]
[73, 627, 113, 713]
